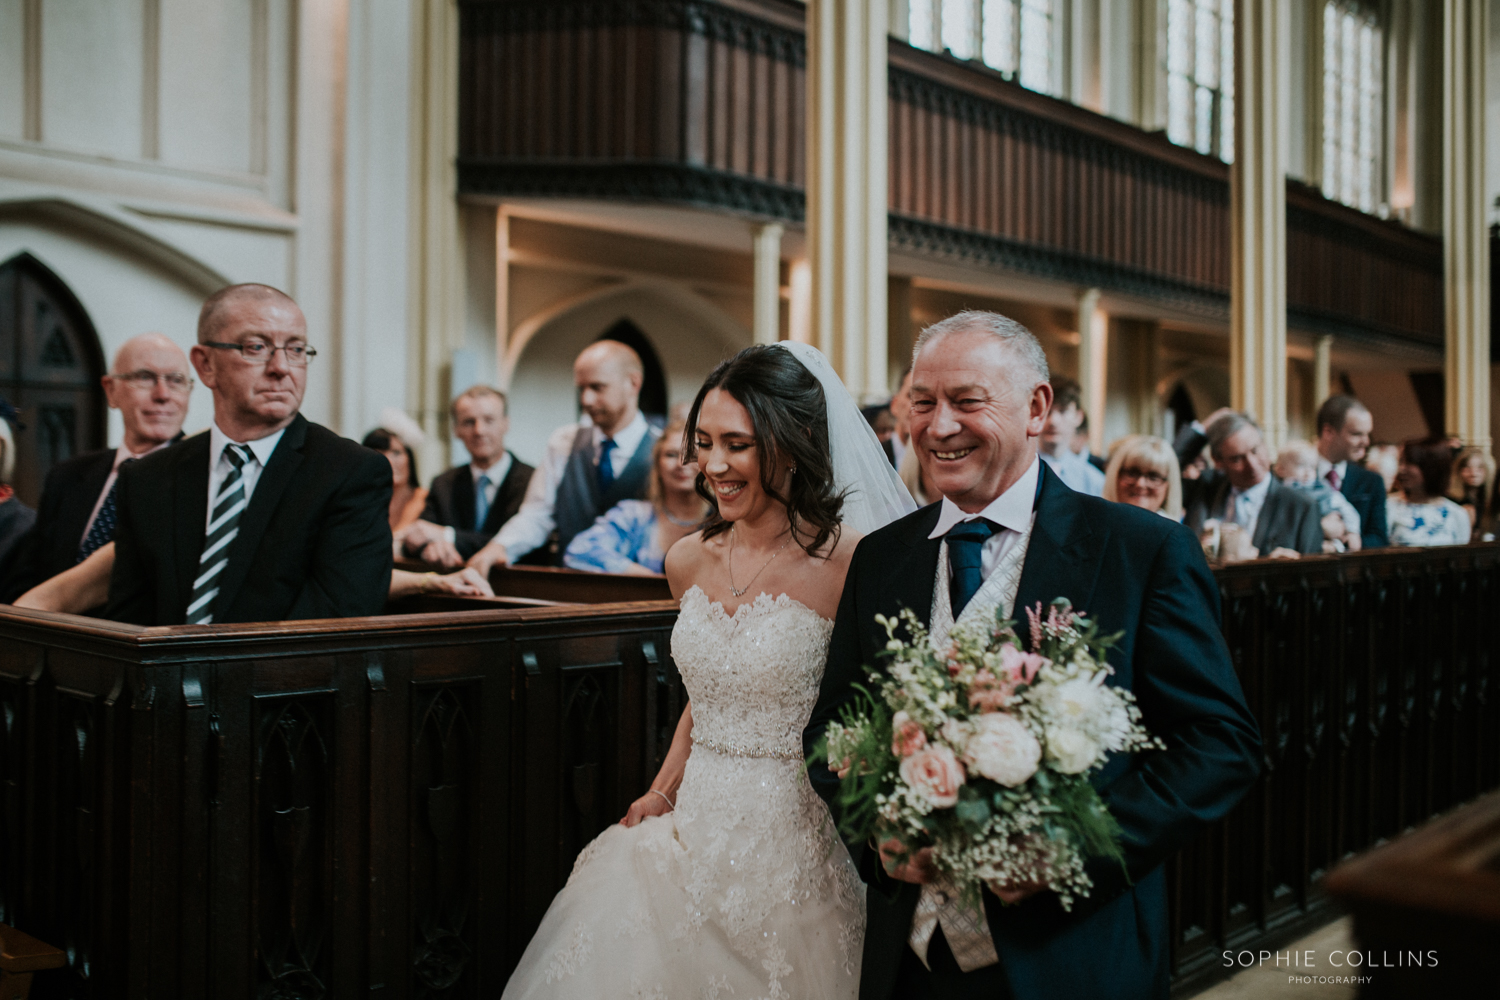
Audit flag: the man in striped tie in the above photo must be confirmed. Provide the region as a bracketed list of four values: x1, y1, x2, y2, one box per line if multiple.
[106, 284, 392, 626]
[0, 332, 190, 604]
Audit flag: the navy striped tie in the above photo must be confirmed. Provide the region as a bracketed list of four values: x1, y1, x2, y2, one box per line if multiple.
[947, 519, 998, 616]
[77, 458, 136, 562]
[187, 444, 253, 625]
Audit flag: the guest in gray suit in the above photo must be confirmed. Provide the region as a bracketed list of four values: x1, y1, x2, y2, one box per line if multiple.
[1183, 412, 1323, 558]
[467, 340, 661, 574]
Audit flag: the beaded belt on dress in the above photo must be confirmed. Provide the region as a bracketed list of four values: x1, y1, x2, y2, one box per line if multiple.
[693, 735, 803, 761]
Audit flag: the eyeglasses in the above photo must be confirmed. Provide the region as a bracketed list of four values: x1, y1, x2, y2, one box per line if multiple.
[1118, 466, 1169, 486]
[203, 340, 317, 366]
[110, 370, 194, 394]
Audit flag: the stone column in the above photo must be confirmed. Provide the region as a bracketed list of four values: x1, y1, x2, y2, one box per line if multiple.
[408, 0, 465, 481]
[1313, 334, 1333, 409]
[752, 223, 784, 345]
[1442, 0, 1490, 452]
[807, 0, 889, 402]
[1121, 319, 1162, 437]
[1076, 288, 1107, 454]
[1230, 0, 1290, 448]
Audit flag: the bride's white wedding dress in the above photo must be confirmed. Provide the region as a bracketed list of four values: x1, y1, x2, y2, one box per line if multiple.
[502, 585, 865, 1000]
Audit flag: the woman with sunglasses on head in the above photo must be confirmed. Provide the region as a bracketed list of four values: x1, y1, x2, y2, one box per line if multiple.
[1102, 434, 1184, 520]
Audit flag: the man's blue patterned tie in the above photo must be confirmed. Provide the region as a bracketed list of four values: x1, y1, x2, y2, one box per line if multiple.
[474, 473, 491, 531]
[947, 519, 998, 616]
[77, 458, 136, 563]
[597, 437, 617, 492]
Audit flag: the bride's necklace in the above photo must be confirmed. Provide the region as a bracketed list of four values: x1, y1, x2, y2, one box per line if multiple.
[727, 524, 792, 598]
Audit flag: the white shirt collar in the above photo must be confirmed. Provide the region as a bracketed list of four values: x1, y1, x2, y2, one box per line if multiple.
[929, 456, 1040, 539]
[209, 421, 287, 468]
[470, 451, 511, 480]
[593, 410, 649, 455]
[1230, 473, 1272, 505]
[1315, 455, 1348, 479]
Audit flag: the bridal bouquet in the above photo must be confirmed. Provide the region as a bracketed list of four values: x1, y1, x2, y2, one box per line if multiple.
[822, 599, 1163, 910]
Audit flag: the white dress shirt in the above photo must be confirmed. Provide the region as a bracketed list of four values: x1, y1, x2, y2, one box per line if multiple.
[470, 451, 513, 509]
[1315, 456, 1349, 491]
[492, 411, 651, 561]
[927, 456, 1040, 584]
[78, 438, 174, 545]
[1226, 474, 1272, 539]
[1039, 446, 1105, 497]
[206, 422, 287, 532]
[441, 451, 514, 543]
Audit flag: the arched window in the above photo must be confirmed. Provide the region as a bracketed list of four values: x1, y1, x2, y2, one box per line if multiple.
[907, 0, 1056, 96]
[1321, 1, 1383, 213]
[1165, 0, 1234, 162]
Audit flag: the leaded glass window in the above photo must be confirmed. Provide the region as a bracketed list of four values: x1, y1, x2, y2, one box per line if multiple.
[907, 0, 1055, 96]
[1321, 1, 1383, 213]
[1165, 0, 1234, 162]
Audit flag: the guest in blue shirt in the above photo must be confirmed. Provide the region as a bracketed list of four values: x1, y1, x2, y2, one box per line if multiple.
[564, 421, 708, 576]
[1039, 377, 1105, 496]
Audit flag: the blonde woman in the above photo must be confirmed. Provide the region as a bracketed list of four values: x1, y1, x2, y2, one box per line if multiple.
[1449, 446, 1496, 540]
[1102, 435, 1183, 520]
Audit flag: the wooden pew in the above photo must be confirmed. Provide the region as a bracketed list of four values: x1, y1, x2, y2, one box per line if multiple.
[0, 599, 682, 998]
[1, 544, 1497, 997]
[0, 924, 64, 1000]
[1325, 790, 1500, 997]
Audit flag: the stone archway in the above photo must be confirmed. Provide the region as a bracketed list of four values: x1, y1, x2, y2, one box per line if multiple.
[0, 252, 107, 504]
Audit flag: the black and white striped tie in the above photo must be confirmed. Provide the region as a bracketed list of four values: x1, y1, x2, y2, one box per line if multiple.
[187, 444, 253, 625]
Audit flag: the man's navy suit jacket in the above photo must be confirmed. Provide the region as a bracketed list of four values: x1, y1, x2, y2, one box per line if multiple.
[1337, 461, 1389, 549]
[805, 463, 1262, 1000]
[107, 414, 392, 626]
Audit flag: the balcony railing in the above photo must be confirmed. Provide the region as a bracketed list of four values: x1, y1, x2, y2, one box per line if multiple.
[459, 0, 1446, 351]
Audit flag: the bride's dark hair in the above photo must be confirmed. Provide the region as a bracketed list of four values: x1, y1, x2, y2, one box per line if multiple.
[684, 344, 844, 556]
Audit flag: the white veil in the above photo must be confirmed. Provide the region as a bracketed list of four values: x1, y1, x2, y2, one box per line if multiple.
[775, 341, 918, 535]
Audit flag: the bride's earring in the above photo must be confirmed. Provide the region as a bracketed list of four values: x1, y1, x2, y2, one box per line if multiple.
[788, 464, 797, 474]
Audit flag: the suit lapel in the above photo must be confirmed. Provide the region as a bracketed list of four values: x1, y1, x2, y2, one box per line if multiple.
[882, 504, 943, 628]
[213, 415, 308, 618]
[1013, 464, 1105, 646]
[452, 464, 476, 532]
[484, 454, 527, 533]
[170, 433, 212, 621]
[1252, 478, 1284, 553]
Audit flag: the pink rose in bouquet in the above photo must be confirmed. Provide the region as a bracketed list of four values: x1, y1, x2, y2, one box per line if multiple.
[898, 744, 965, 807]
[891, 711, 928, 757]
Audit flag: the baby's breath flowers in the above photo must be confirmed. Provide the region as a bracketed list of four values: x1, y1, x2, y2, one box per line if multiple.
[821, 599, 1164, 910]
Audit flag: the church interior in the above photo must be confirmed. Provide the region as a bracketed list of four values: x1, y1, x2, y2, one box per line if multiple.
[0, 0, 1497, 997]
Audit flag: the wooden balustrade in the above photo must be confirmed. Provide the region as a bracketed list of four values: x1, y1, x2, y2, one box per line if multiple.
[1, 544, 1496, 996]
[1167, 543, 1500, 994]
[458, 0, 1444, 349]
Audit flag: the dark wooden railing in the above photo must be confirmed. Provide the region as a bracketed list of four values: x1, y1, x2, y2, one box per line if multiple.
[3, 544, 1497, 996]
[458, 0, 1445, 350]
[0, 601, 683, 998]
[1167, 543, 1500, 994]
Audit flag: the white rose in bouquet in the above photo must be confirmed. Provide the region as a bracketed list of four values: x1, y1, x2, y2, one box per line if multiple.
[962, 712, 1042, 787]
[1046, 726, 1100, 774]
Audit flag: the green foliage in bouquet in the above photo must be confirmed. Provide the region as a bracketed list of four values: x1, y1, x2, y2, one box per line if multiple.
[815, 598, 1161, 910]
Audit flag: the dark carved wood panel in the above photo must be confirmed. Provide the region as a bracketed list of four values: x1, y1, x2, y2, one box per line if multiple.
[458, 0, 1445, 348]
[1, 546, 1497, 997]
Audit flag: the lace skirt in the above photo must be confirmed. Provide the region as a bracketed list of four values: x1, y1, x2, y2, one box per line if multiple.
[502, 749, 866, 1000]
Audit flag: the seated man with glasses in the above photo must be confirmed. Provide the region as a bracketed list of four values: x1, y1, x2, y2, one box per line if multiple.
[1, 333, 192, 605]
[106, 283, 393, 626]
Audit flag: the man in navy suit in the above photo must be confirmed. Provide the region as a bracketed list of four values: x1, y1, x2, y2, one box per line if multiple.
[806, 311, 1261, 1000]
[1314, 395, 1388, 549]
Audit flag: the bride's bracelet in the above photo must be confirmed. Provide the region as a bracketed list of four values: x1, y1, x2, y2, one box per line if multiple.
[649, 789, 675, 811]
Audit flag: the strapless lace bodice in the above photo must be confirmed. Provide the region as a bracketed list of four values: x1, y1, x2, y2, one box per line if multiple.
[503, 586, 863, 1000]
[671, 585, 835, 761]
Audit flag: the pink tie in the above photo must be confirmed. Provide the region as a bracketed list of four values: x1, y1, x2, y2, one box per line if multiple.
[1326, 468, 1341, 491]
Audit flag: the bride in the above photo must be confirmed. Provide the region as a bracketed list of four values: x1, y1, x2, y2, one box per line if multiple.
[503, 342, 915, 999]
